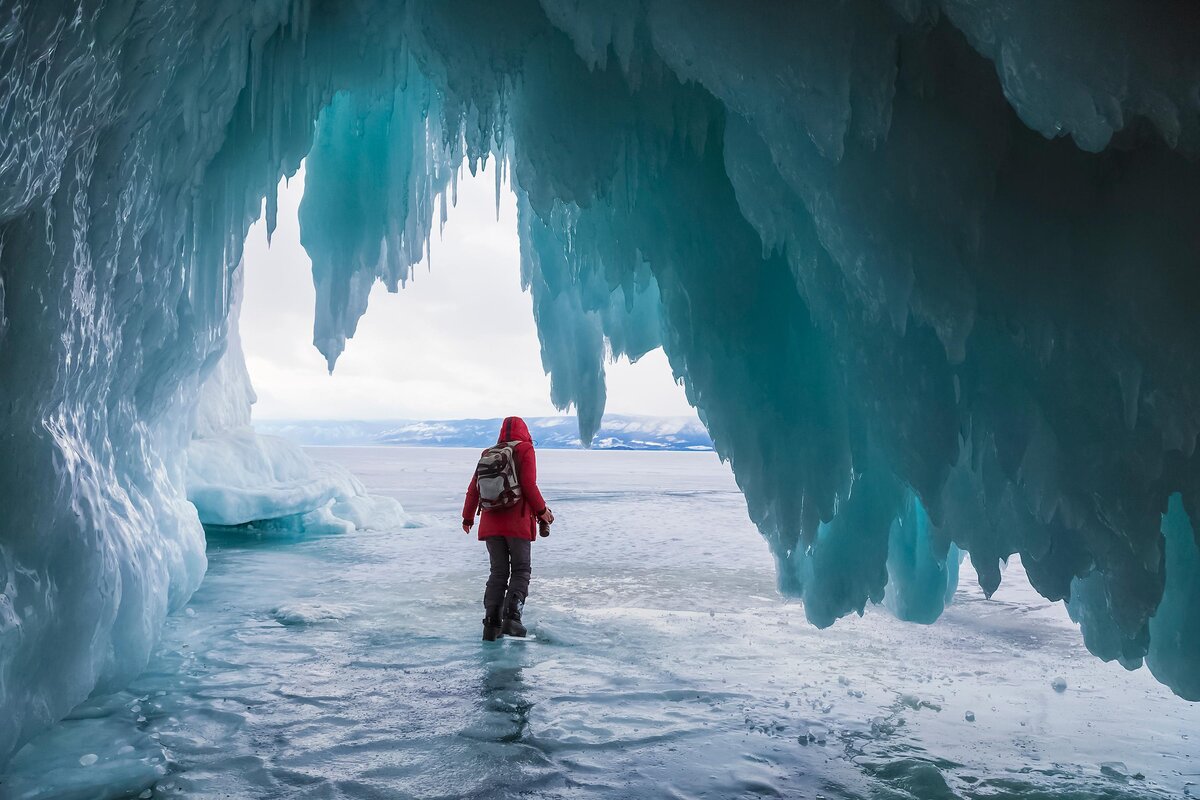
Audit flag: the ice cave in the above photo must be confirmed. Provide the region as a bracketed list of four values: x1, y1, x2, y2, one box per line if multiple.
[2, 0, 1200, 795]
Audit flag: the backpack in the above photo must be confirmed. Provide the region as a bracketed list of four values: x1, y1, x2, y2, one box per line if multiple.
[475, 441, 523, 510]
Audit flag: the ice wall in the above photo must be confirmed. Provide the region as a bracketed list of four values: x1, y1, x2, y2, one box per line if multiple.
[0, 0, 431, 762]
[0, 0, 299, 763]
[2, 0, 1200, 763]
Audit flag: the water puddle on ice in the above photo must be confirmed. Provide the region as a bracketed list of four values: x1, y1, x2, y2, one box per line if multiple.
[3, 448, 1198, 799]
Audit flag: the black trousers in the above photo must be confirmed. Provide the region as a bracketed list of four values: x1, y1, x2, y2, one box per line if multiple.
[484, 536, 531, 608]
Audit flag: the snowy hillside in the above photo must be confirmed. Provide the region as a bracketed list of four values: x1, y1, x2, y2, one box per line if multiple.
[255, 415, 713, 451]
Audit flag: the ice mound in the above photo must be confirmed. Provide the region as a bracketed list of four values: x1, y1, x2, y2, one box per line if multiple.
[3, 0, 1200, 764]
[188, 428, 344, 527]
[270, 603, 357, 626]
[187, 429, 412, 532]
[185, 264, 414, 534]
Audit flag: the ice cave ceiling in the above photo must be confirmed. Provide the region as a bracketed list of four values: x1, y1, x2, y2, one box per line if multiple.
[1, 0, 1200, 764]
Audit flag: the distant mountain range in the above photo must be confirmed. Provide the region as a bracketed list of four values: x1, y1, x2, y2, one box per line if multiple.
[254, 415, 713, 451]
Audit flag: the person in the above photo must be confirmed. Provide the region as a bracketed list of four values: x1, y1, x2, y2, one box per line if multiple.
[462, 416, 554, 641]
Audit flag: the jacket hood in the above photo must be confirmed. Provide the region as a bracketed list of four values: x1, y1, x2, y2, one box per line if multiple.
[498, 416, 532, 444]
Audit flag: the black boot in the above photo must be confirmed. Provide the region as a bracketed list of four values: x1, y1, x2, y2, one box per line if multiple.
[502, 592, 527, 638]
[482, 606, 504, 641]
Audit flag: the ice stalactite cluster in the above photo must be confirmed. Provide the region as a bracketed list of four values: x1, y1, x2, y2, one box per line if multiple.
[488, 0, 1200, 694]
[299, 76, 460, 371]
[1, 0, 1199, 763]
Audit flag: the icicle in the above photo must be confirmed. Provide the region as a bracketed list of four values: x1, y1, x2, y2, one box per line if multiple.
[494, 151, 504, 221]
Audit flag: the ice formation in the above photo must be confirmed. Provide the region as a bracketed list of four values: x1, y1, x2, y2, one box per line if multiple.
[2, 0, 1199, 763]
[187, 266, 413, 534]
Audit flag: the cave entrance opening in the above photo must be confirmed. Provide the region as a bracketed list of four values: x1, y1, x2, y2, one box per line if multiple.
[238, 159, 698, 437]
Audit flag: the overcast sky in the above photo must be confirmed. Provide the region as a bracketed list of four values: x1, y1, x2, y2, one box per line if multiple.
[239, 164, 697, 421]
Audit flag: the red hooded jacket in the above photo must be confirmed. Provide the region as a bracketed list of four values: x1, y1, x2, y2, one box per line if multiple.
[462, 416, 547, 542]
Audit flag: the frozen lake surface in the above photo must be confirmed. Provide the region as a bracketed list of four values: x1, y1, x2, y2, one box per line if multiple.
[3, 447, 1198, 799]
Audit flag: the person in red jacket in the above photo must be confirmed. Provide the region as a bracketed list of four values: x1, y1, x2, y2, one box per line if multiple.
[463, 416, 554, 640]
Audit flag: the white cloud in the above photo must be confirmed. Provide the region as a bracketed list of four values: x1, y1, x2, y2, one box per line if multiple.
[240, 163, 696, 421]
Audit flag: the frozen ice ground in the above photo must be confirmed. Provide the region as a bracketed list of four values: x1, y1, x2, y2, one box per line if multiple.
[2, 448, 1197, 800]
